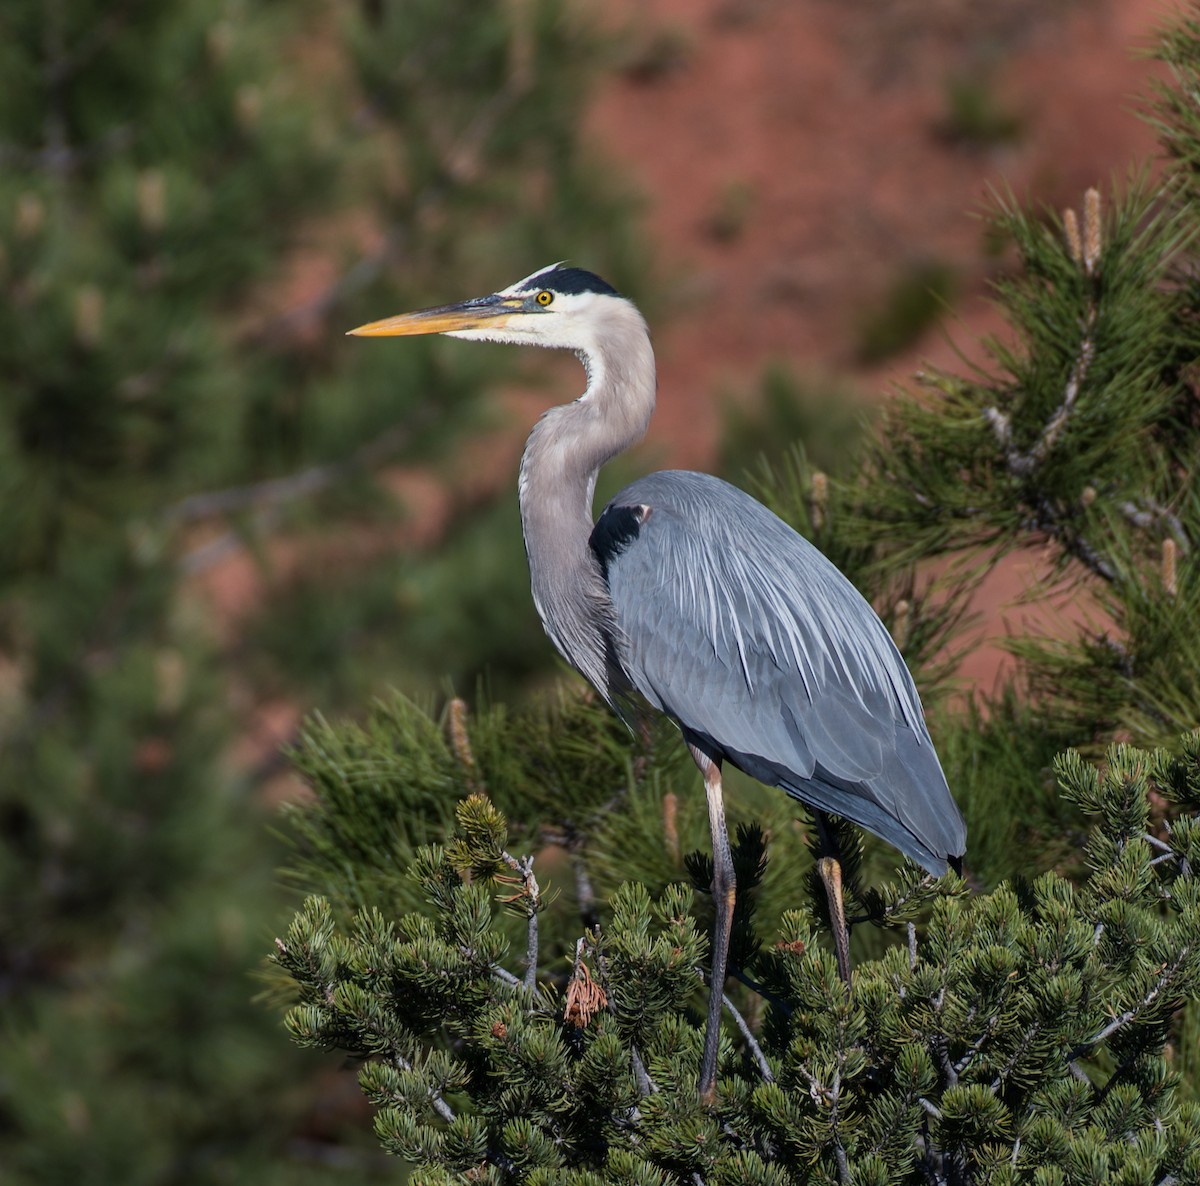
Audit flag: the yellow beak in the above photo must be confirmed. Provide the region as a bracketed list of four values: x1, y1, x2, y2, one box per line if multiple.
[347, 294, 525, 337]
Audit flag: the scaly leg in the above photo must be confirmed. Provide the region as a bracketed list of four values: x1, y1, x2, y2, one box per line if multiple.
[816, 813, 851, 985]
[689, 741, 734, 1105]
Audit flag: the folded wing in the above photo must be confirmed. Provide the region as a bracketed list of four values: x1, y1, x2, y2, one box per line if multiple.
[592, 470, 965, 874]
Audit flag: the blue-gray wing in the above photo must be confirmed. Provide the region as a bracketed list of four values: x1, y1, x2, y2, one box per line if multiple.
[590, 470, 965, 874]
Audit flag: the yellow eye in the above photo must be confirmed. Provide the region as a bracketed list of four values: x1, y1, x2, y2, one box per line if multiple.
[535, 290, 553, 306]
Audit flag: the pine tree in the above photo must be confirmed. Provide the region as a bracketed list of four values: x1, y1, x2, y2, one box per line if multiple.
[272, 694, 1200, 1184]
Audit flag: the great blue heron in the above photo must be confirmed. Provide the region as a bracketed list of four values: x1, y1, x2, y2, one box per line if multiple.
[350, 262, 966, 1101]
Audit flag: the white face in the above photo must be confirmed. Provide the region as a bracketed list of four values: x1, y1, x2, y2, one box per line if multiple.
[347, 262, 634, 354]
[445, 264, 622, 352]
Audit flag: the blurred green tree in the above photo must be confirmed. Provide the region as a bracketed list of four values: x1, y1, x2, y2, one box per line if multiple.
[0, 0, 639, 1181]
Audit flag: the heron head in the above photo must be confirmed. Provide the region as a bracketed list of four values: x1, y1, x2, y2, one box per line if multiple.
[347, 263, 628, 351]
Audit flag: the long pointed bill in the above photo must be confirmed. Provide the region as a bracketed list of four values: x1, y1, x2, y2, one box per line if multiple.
[347, 294, 524, 337]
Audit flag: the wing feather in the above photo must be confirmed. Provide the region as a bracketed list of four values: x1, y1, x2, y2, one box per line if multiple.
[594, 470, 965, 873]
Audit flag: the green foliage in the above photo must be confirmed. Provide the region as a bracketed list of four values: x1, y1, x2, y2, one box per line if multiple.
[1149, 9, 1200, 209]
[272, 718, 1200, 1183]
[839, 170, 1200, 753]
[854, 178, 1186, 564]
[928, 692, 1085, 889]
[342, 0, 644, 298]
[1, 0, 640, 1182]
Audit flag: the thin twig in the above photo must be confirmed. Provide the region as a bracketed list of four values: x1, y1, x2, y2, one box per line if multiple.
[1033, 495, 1118, 583]
[518, 857, 541, 991]
[723, 989, 774, 1083]
[990, 1020, 1043, 1092]
[631, 1046, 657, 1097]
[729, 966, 793, 1015]
[931, 989, 957, 1087]
[494, 843, 542, 991]
[1121, 500, 1190, 552]
[831, 1066, 850, 1186]
[952, 1010, 1002, 1078]
[1066, 1058, 1094, 1086]
[491, 964, 522, 990]
[848, 874, 935, 926]
[693, 968, 774, 1083]
[979, 251, 1126, 588]
[1027, 317, 1094, 468]
[395, 1053, 456, 1124]
[171, 417, 435, 576]
[166, 422, 421, 526]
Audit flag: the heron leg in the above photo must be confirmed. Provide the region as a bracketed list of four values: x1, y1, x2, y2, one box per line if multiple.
[688, 740, 734, 1106]
[816, 813, 852, 986]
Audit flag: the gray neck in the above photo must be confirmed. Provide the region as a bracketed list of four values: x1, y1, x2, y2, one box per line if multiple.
[517, 302, 656, 698]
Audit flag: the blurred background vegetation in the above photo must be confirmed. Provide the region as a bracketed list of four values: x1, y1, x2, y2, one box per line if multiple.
[0, 2, 645, 1181]
[3, 0, 1197, 1182]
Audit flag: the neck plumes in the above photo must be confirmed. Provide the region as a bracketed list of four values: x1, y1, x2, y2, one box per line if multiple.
[517, 300, 656, 697]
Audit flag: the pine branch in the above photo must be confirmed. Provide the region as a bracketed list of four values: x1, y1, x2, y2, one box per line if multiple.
[1066, 945, 1193, 1064]
[170, 417, 437, 576]
[1121, 500, 1191, 551]
[724, 989, 774, 1084]
[392, 1053, 519, 1179]
[830, 1053, 850, 1186]
[983, 190, 1099, 482]
[989, 1020, 1044, 1092]
[932, 988, 959, 1088]
[630, 1046, 656, 1097]
[1030, 494, 1119, 584]
[166, 423, 421, 527]
[849, 873, 937, 926]
[495, 850, 541, 991]
[951, 1008, 1003, 1079]
[491, 965, 522, 990]
[395, 1052, 456, 1125]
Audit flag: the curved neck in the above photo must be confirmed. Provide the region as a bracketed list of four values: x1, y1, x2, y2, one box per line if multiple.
[518, 301, 656, 539]
[517, 301, 656, 692]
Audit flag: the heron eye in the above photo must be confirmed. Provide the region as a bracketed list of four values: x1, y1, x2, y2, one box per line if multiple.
[535, 290, 554, 306]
